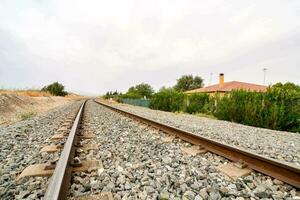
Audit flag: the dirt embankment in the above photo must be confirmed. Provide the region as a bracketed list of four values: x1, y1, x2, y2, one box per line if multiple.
[0, 93, 84, 125]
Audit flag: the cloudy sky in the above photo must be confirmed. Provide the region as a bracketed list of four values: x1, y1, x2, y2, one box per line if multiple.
[0, 0, 299, 95]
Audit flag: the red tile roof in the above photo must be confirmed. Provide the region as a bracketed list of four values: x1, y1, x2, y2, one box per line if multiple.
[185, 81, 267, 93]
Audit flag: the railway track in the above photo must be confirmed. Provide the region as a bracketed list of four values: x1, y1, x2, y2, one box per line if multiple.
[15, 100, 109, 200]
[44, 101, 85, 199]
[94, 100, 300, 189]
[7, 99, 298, 199]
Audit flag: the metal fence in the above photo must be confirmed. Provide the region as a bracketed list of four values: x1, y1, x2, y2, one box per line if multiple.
[121, 98, 150, 108]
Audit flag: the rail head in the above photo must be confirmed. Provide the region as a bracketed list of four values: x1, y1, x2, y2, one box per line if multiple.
[44, 101, 86, 200]
[94, 99, 300, 188]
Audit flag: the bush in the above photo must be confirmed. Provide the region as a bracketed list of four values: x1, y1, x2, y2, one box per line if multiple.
[42, 82, 68, 96]
[115, 81, 300, 132]
[262, 87, 300, 132]
[120, 93, 143, 99]
[103, 91, 122, 100]
[20, 112, 36, 120]
[150, 89, 185, 112]
[185, 93, 209, 114]
[213, 88, 300, 132]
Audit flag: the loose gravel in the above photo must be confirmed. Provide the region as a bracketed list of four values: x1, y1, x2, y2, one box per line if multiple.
[112, 103, 300, 167]
[0, 101, 82, 199]
[1, 100, 299, 199]
[69, 101, 299, 200]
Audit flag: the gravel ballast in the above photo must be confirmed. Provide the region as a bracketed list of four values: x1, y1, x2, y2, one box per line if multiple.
[1, 100, 299, 199]
[112, 103, 300, 167]
[69, 101, 299, 199]
[0, 101, 82, 199]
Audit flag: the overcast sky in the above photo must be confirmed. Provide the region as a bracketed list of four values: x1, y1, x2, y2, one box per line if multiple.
[0, 0, 300, 95]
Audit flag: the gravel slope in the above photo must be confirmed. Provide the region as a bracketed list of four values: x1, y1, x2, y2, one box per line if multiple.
[0, 101, 82, 199]
[69, 101, 299, 200]
[112, 103, 300, 167]
[0, 93, 79, 125]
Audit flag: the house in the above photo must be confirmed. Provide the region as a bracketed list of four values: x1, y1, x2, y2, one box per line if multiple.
[185, 73, 267, 95]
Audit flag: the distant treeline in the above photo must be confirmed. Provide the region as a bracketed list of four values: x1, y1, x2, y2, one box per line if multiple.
[103, 75, 203, 99]
[103, 75, 300, 133]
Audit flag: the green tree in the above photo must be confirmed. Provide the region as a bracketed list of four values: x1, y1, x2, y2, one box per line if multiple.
[174, 75, 204, 92]
[159, 86, 174, 92]
[126, 83, 154, 98]
[113, 90, 118, 95]
[128, 86, 137, 94]
[41, 82, 68, 96]
[271, 82, 300, 91]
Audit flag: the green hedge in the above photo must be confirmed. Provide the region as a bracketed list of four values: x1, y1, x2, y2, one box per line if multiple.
[150, 90, 185, 112]
[119, 93, 142, 99]
[185, 93, 209, 114]
[213, 88, 300, 132]
[148, 87, 300, 133]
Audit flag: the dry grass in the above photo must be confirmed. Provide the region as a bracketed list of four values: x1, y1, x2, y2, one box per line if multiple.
[20, 111, 37, 120]
[0, 90, 52, 97]
[0, 90, 85, 100]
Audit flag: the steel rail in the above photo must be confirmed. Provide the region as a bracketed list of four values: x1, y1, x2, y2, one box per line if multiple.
[94, 100, 300, 188]
[44, 101, 86, 200]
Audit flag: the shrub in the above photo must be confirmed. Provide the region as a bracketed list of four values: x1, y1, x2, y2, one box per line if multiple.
[103, 91, 122, 100]
[185, 93, 209, 114]
[120, 93, 143, 99]
[213, 90, 254, 122]
[262, 87, 300, 132]
[20, 112, 36, 120]
[42, 82, 68, 96]
[150, 89, 185, 112]
[212, 88, 300, 132]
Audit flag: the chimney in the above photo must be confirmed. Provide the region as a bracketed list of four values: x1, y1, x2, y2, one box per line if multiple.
[219, 73, 224, 87]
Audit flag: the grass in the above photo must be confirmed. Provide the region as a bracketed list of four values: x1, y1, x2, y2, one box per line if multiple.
[0, 89, 52, 97]
[195, 112, 217, 119]
[174, 110, 217, 119]
[20, 112, 36, 120]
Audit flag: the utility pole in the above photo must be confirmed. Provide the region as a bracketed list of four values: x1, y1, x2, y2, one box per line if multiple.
[263, 68, 267, 85]
[209, 72, 213, 86]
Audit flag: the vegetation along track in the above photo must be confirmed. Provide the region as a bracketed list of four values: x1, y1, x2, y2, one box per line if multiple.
[94, 100, 300, 189]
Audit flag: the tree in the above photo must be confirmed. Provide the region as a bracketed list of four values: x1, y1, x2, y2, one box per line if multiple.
[135, 83, 154, 97]
[113, 90, 118, 95]
[193, 76, 204, 89]
[128, 86, 137, 94]
[159, 86, 174, 92]
[174, 75, 204, 92]
[271, 82, 300, 92]
[126, 83, 154, 98]
[42, 82, 68, 96]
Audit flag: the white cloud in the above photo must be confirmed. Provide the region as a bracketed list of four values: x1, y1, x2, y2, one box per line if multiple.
[0, 0, 299, 94]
